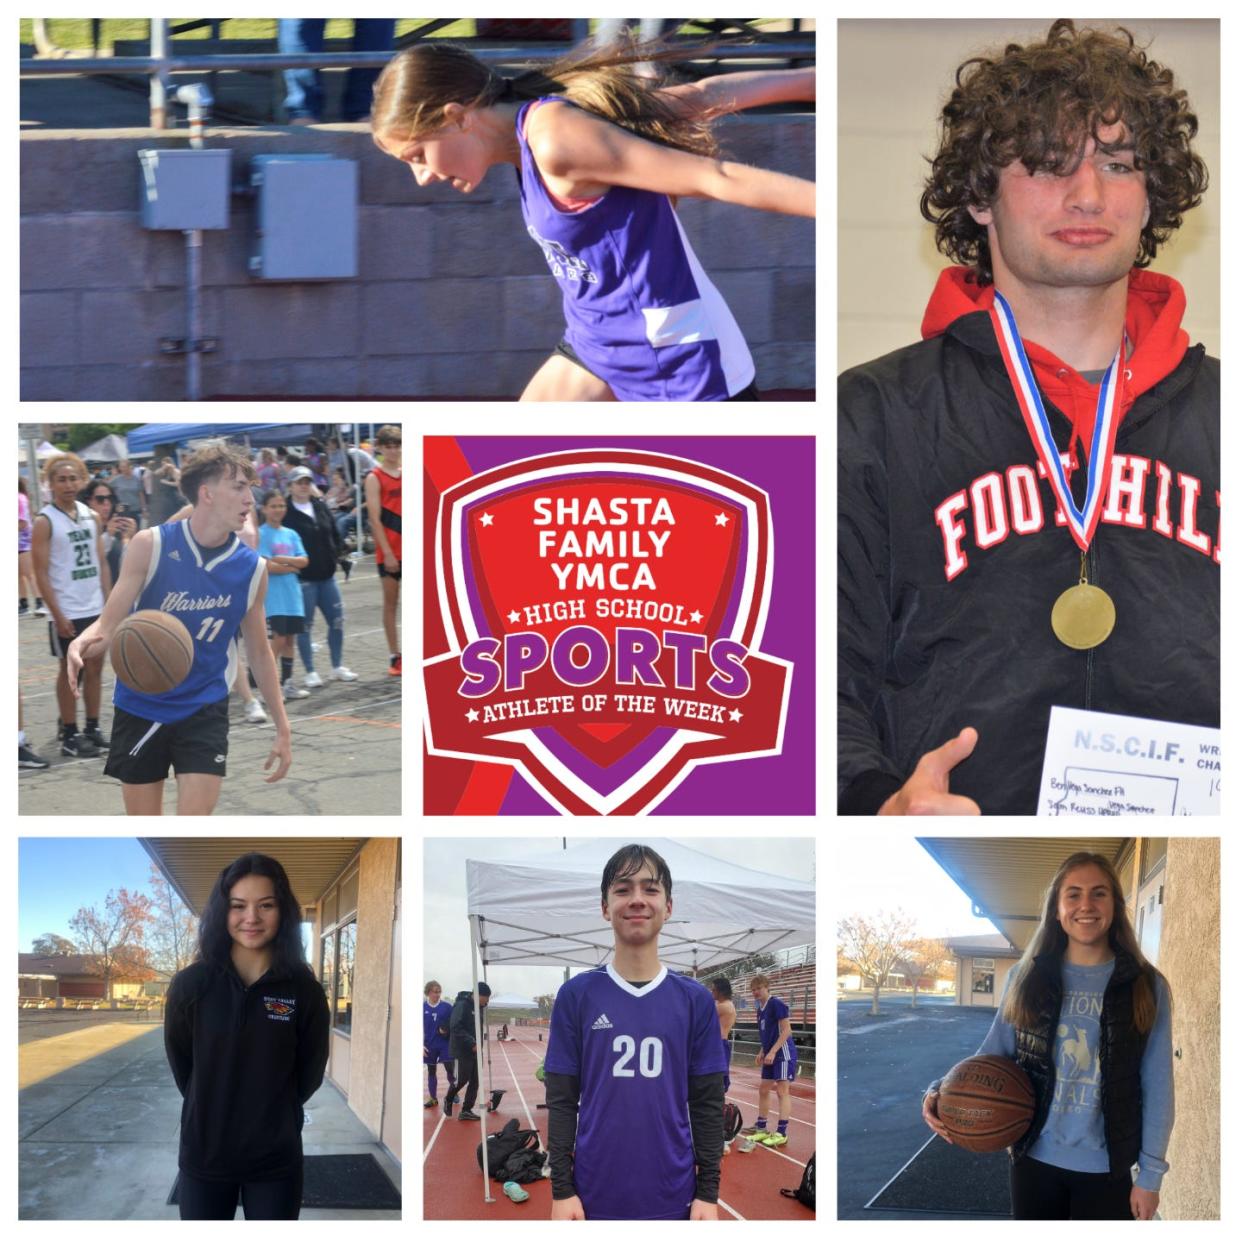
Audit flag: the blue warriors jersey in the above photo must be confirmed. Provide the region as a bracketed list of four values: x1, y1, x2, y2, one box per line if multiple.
[114, 520, 264, 724]
[546, 965, 726, 1220]
[756, 994, 797, 1062]
[423, 1000, 453, 1056]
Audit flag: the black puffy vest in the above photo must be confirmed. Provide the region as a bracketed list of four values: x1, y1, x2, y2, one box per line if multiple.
[1011, 951, 1148, 1176]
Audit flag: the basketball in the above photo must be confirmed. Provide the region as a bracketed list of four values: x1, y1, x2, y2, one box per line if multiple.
[110, 610, 195, 695]
[937, 1055, 1035, 1152]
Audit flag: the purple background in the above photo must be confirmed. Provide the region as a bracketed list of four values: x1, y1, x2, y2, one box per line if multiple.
[450, 437, 816, 815]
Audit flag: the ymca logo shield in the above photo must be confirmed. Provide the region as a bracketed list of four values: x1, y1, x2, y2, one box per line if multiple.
[424, 441, 807, 815]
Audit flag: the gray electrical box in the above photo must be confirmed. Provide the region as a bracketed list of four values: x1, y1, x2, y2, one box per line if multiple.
[249, 155, 358, 280]
[138, 148, 231, 230]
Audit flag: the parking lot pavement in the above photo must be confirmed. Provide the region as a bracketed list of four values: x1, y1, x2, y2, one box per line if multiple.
[837, 996, 996, 1219]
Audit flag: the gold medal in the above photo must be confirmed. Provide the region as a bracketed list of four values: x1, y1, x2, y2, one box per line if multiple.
[1051, 553, 1115, 650]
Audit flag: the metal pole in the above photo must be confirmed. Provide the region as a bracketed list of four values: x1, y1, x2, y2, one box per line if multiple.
[185, 230, 202, 400]
[469, 914, 494, 1203]
[149, 18, 169, 130]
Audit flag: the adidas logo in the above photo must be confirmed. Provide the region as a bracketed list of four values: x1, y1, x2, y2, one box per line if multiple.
[168, 550, 181, 561]
[591, 1013, 613, 1031]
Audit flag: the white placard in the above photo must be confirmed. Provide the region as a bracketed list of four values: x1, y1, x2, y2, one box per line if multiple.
[1037, 706, 1220, 816]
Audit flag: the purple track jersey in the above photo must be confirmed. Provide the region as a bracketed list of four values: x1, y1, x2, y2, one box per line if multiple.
[546, 964, 726, 1219]
[756, 994, 797, 1067]
[114, 520, 264, 724]
[423, 1000, 453, 1062]
[516, 98, 756, 402]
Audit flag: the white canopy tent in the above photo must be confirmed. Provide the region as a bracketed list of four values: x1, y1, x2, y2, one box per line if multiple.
[77, 433, 130, 463]
[458, 838, 816, 1201]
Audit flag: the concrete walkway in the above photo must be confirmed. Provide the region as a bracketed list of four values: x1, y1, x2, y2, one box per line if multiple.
[19, 1020, 401, 1220]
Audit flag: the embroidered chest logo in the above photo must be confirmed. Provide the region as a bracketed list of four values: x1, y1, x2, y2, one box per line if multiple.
[590, 1013, 614, 1031]
[264, 995, 296, 1022]
[527, 225, 599, 284]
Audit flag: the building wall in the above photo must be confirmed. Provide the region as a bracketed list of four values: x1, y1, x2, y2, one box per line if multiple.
[20, 115, 814, 400]
[1156, 838, 1220, 1220]
[954, 954, 1019, 1009]
[839, 19, 1219, 374]
[348, 837, 399, 1139]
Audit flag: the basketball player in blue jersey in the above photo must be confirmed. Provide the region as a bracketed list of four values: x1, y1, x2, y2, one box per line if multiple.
[748, 974, 797, 1147]
[544, 845, 725, 1220]
[66, 445, 292, 815]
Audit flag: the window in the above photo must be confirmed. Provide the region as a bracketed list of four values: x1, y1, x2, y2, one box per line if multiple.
[332, 922, 356, 1035]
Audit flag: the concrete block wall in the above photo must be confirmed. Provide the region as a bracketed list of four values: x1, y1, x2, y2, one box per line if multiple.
[20, 113, 814, 400]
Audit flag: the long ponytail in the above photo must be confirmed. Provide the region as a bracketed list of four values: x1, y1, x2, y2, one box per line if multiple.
[371, 34, 721, 158]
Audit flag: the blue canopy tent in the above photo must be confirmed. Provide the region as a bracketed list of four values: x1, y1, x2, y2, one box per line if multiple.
[125, 424, 315, 455]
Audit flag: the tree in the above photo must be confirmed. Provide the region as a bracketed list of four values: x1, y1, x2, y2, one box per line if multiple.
[898, 936, 951, 1007]
[837, 909, 918, 1016]
[64, 423, 137, 452]
[69, 888, 155, 1000]
[31, 933, 78, 956]
[534, 993, 556, 1019]
[146, 863, 200, 977]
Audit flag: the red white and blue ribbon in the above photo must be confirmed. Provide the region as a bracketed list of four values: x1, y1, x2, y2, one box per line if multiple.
[989, 289, 1125, 554]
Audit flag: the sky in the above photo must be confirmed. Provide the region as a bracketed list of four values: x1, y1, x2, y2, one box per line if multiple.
[19, 837, 157, 951]
[833, 835, 998, 940]
[18, 837, 312, 956]
[423, 836, 816, 1000]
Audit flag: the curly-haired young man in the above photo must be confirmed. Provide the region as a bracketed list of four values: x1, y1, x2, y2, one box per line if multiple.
[838, 21, 1218, 815]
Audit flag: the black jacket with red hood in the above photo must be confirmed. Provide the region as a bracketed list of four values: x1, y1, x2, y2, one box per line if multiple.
[839, 267, 1219, 815]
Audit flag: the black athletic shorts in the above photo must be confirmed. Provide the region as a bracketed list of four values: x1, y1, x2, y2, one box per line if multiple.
[266, 615, 305, 637]
[378, 563, 402, 580]
[103, 696, 230, 784]
[49, 615, 99, 658]
[554, 337, 761, 401]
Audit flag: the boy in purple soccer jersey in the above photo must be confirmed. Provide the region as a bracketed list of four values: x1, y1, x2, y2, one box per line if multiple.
[423, 980, 456, 1109]
[544, 844, 726, 1220]
[745, 974, 797, 1147]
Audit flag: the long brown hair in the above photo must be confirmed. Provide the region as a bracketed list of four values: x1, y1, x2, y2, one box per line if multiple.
[371, 35, 720, 158]
[1002, 852, 1165, 1034]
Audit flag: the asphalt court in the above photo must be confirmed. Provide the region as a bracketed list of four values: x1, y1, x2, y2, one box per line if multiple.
[18, 567, 401, 816]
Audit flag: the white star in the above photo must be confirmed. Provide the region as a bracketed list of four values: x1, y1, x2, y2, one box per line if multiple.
[507, 610, 521, 624]
[714, 512, 729, 527]
[480, 512, 495, 527]
[689, 610, 704, 624]
[466, 708, 480, 722]
[728, 709, 743, 722]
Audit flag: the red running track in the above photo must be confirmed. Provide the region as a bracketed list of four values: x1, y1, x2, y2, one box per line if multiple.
[422, 1028, 815, 1220]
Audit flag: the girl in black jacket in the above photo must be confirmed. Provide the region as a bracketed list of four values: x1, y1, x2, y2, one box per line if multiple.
[282, 468, 359, 687]
[164, 853, 330, 1220]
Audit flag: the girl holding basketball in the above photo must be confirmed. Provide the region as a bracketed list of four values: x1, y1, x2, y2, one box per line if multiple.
[164, 852, 329, 1219]
[371, 38, 814, 401]
[922, 853, 1173, 1221]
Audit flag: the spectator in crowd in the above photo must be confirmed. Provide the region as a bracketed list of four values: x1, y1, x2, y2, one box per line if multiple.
[18, 477, 44, 617]
[82, 476, 137, 585]
[304, 438, 330, 488]
[147, 457, 185, 525]
[31, 454, 111, 758]
[282, 467, 359, 688]
[257, 491, 310, 703]
[365, 426, 402, 677]
[280, 19, 396, 123]
[110, 459, 148, 529]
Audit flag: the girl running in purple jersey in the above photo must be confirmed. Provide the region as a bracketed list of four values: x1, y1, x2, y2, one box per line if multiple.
[372, 37, 815, 401]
